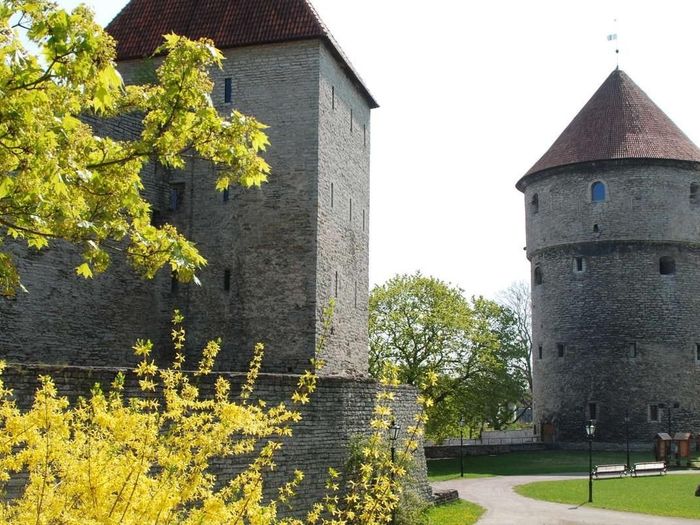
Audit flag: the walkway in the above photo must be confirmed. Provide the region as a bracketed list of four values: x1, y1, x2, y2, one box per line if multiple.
[432, 474, 700, 524]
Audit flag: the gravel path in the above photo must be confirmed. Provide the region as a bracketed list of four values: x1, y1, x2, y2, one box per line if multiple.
[432, 474, 700, 524]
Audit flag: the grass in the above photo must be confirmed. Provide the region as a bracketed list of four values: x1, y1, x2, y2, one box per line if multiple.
[515, 474, 700, 519]
[428, 450, 656, 481]
[426, 500, 485, 525]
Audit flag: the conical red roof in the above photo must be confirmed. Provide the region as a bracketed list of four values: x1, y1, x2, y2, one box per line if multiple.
[106, 0, 378, 108]
[518, 69, 700, 187]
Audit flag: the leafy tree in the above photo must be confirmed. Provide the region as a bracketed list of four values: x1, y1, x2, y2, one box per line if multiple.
[0, 0, 269, 297]
[497, 280, 533, 414]
[369, 272, 473, 386]
[369, 273, 528, 440]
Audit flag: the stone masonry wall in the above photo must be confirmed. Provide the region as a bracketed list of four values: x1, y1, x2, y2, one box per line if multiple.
[1, 39, 371, 377]
[1, 364, 429, 515]
[120, 41, 324, 374]
[522, 160, 700, 443]
[316, 43, 371, 376]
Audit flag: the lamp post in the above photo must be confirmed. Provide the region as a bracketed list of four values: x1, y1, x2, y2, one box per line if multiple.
[389, 421, 400, 525]
[585, 420, 596, 503]
[459, 417, 465, 478]
[624, 411, 630, 470]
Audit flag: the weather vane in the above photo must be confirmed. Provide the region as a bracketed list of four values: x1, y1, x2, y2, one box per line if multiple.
[607, 18, 619, 69]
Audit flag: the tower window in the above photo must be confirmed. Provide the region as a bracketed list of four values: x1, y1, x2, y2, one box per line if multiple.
[169, 183, 185, 211]
[223, 186, 230, 202]
[629, 342, 638, 358]
[588, 403, 598, 421]
[224, 77, 232, 103]
[363, 124, 366, 147]
[695, 343, 700, 362]
[170, 271, 179, 295]
[649, 404, 660, 422]
[573, 256, 584, 272]
[334, 271, 339, 298]
[591, 181, 606, 202]
[349, 198, 353, 222]
[531, 193, 539, 214]
[691, 183, 699, 203]
[538, 345, 543, 359]
[223, 269, 231, 291]
[362, 209, 366, 232]
[593, 224, 600, 235]
[332, 86, 335, 110]
[534, 266, 543, 285]
[659, 256, 676, 275]
[350, 109, 353, 131]
[330, 183, 334, 208]
[557, 343, 565, 357]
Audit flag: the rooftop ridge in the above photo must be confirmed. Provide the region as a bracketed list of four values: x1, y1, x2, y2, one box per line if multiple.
[105, 0, 378, 108]
[517, 69, 700, 189]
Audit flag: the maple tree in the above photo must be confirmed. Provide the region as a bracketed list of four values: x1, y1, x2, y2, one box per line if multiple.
[0, 0, 269, 296]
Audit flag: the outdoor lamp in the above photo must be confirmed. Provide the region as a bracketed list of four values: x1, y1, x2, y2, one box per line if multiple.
[388, 421, 400, 525]
[586, 419, 596, 503]
[459, 416, 466, 478]
[585, 420, 596, 438]
[389, 421, 400, 444]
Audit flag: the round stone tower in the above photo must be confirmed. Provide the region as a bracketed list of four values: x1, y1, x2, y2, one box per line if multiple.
[517, 69, 700, 443]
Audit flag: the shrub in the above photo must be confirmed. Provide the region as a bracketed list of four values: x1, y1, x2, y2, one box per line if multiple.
[0, 309, 430, 524]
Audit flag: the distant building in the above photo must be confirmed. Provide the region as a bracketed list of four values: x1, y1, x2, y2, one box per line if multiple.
[518, 69, 700, 443]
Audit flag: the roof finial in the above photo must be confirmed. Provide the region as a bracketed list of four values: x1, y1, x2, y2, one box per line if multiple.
[607, 18, 619, 70]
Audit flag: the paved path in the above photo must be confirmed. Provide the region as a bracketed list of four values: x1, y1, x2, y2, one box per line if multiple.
[432, 474, 700, 524]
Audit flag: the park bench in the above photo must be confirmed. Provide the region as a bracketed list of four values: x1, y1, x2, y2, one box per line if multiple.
[592, 464, 627, 478]
[632, 461, 666, 477]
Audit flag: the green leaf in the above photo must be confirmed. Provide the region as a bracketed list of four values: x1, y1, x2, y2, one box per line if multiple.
[0, 177, 13, 199]
[75, 263, 93, 279]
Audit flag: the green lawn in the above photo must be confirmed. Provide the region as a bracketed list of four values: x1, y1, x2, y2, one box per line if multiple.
[426, 500, 485, 525]
[516, 474, 700, 520]
[428, 450, 656, 481]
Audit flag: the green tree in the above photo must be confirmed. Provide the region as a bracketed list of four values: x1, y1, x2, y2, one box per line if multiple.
[497, 280, 533, 417]
[369, 272, 473, 386]
[0, 0, 269, 297]
[369, 273, 528, 441]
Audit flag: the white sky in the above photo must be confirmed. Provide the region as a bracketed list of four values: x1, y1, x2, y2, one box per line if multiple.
[57, 0, 700, 299]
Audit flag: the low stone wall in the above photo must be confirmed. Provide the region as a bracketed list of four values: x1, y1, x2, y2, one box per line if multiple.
[0, 364, 430, 516]
[432, 489, 459, 506]
[554, 441, 654, 452]
[425, 442, 547, 459]
[427, 428, 539, 447]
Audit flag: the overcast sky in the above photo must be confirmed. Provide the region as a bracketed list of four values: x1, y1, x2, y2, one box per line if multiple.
[56, 0, 700, 299]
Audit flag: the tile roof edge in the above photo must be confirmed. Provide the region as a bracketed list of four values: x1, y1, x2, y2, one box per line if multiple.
[515, 157, 700, 192]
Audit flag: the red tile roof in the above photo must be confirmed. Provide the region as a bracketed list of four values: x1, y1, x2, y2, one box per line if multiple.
[106, 0, 378, 108]
[518, 69, 700, 188]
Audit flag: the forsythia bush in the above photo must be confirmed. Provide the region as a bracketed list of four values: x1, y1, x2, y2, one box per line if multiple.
[0, 310, 432, 524]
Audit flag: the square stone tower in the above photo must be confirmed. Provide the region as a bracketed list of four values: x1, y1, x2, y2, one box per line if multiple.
[0, 0, 377, 377]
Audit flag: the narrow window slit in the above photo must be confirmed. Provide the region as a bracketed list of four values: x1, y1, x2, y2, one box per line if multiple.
[224, 269, 231, 291]
[224, 77, 232, 103]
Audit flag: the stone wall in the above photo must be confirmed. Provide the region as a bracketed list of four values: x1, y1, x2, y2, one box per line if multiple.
[1, 363, 429, 514]
[424, 443, 546, 459]
[316, 42, 371, 377]
[521, 159, 700, 442]
[523, 160, 700, 253]
[0, 39, 371, 377]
